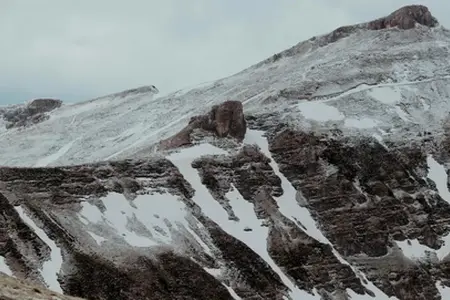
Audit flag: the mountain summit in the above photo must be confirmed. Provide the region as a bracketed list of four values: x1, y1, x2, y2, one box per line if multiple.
[1, 5, 450, 300]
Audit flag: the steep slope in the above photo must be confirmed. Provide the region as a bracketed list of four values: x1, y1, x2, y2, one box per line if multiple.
[2, 4, 450, 300]
[0, 6, 449, 167]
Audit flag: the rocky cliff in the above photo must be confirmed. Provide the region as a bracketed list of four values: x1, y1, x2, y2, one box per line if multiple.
[1, 4, 450, 300]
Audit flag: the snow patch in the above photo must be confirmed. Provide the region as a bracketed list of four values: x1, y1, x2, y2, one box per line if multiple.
[297, 101, 344, 122]
[427, 155, 450, 204]
[244, 130, 329, 244]
[78, 202, 104, 225]
[0, 256, 12, 276]
[87, 231, 107, 245]
[224, 285, 243, 300]
[396, 239, 433, 260]
[344, 118, 379, 129]
[244, 129, 397, 299]
[78, 190, 212, 254]
[168, 144, 319, 300]
[394, 106, 410, 121]
[15, 206, 63, 293]
[35, 139, 77, 167]
[396, 235, 450, 261]
[436, 281, 450, 299]
[368, 86, 401, 105]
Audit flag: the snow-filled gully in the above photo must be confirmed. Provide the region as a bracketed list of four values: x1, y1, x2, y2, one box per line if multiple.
[14, 206, 63, 293]
[244, 130, 396, 300]
[167, 144, 319, 300]
[167, 132, 396, 299]
[0, 256, 13, 276]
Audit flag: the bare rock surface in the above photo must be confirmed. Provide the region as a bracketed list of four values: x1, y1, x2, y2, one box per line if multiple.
[368, 5, 438, 30]
[2, 98, 62, 129]
[159, 100, 246, 150]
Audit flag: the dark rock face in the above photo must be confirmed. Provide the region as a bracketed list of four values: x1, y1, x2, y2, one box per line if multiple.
[159, 100, 246, 150]
[368, 5, 438, 30]
[2, 98, 62, 129]
[192, 144, 370, 297]
[64, 250, 232, 300]
[266, 128, 450, 299]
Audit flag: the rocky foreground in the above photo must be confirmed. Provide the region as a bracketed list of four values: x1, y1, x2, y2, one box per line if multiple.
[0, 273, 84, 300]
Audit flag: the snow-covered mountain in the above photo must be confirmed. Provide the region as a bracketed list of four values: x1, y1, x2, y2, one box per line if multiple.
[1, 7, 449, 167]
[2, 4, 450, 300]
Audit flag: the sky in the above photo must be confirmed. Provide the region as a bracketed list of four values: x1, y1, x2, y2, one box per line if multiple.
[0, 0, 449, 105]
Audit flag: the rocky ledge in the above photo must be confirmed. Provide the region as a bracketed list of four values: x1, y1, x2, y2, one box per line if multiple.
[158, 100, 246, 150]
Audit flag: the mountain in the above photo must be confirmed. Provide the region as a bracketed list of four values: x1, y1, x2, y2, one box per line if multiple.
[1, 4, 450, 300]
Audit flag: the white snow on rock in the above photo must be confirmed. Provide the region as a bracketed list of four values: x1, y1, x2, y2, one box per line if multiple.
[78, 202, 103, 226]
[436, 281, 450, 299]
[34, 139, 78, 167]
[167, 143, 320, 300]
[390, 156, 450, 261]
[0, 256, 12, 276]
[87, 231, 107, 245]
[396, 239, 434, 260]
[368, 86, 402, 105]
[14, 206, 63, 293]
[78, 190, 212, 253]
[426, 155, 450, 204]
[1, 24, 449, 167]
[396, 236, 450, 262]
[297, 101, 344, 122]
[344, 118, 379, 129]
[244, 129, 397, 299]
[244, 130, 330, 244]
[224, 285, 243, 300]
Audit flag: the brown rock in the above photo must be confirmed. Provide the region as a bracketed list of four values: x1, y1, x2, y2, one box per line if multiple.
[159, 100, 246, 150]
[368, 5, 438, 30]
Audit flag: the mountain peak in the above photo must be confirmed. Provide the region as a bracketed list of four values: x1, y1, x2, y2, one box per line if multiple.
[367, 5, 438, 30]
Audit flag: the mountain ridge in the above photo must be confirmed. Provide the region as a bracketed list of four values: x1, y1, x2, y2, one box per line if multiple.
[2, 4, 450, 300]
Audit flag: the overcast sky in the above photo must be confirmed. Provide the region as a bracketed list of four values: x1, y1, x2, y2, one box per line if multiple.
[0, 0, 448, 105]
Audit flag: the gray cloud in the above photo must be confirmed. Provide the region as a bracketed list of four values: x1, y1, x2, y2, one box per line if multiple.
[0, 0, 448, 104]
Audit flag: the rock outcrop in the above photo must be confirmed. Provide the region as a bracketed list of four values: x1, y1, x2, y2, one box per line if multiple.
[368, 5, 438, 30]
[2, 98, 62, 129]
[159, 100, 246, 150]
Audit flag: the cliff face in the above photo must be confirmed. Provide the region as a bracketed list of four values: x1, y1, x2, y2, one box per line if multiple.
[2, 119, 450, 299]
[2, 4, 450, 300]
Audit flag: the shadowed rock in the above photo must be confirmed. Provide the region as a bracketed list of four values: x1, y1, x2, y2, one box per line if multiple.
[3, 98, 62, 129]
[159, 100, 247, 150]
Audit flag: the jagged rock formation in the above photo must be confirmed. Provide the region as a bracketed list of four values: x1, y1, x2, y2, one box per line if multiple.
[368, 5, 438, 30]
[1, 4, 450, 300]
[159, 100, 246, 150]
[2, 98, 62, 129]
